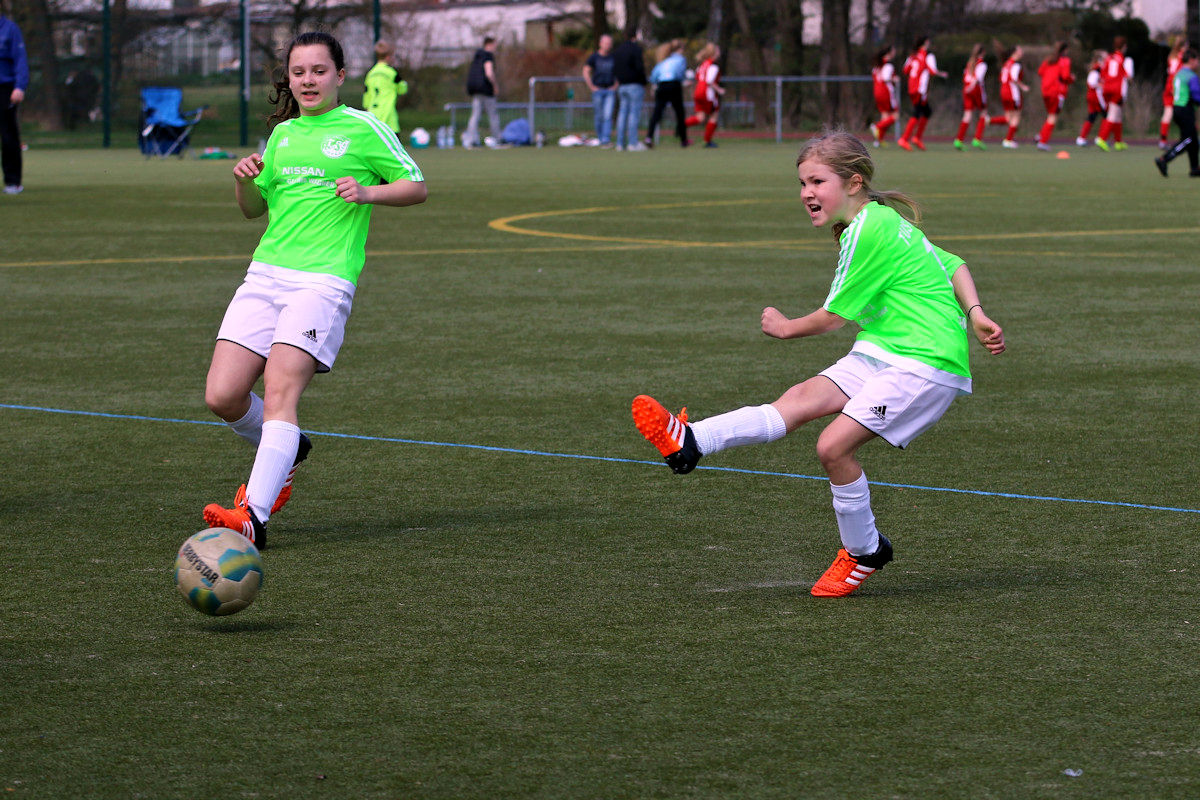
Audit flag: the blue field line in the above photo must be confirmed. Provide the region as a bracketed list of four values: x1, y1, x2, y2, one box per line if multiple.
[5, 402, 1199, 515]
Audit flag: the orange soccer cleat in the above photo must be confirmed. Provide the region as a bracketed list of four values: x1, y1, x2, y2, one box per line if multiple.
[632, 394, 701, 474]
[203, 494, 267, 549]
[810, 535, 893, 598]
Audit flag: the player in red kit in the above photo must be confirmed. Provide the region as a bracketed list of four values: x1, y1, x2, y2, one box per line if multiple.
[685, 42, 723, 148]
[897, 36, 946, 151]
[997, 45, 1029, 148]
[1095, 36, 1133, 151]
[869, 46, 899, 147]
[954, 44, 990, 150]
[1076, 50, 1107, 145]
[1035, 41, 1075, 151]
[1161, 38, 1186, 148]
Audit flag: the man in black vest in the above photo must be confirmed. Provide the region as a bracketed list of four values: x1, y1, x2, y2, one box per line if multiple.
[465, 36, 500, 148]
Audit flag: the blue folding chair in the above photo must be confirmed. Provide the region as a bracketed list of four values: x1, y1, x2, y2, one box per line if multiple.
[138, 87, 207, 158]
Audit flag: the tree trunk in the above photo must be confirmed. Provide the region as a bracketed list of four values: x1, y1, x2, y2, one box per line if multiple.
[819, 0, 853, 128]
[15, 0, 64, 129]
[593, 0, 608, 38]
[1189, 0, 1199, 52]
[706, 0, 723, 44]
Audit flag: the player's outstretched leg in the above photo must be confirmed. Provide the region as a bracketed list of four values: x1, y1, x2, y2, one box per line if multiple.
[632, 394, 701, 474]
[810, 534, 893, 598]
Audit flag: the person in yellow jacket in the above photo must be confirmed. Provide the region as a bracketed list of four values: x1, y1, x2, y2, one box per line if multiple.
[363, 40, 407, 134]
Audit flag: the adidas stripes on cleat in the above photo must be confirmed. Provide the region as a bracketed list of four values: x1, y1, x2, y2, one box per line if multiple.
[632, 394, 701, 474]
[810, 535, 893, 598]
[203, 499, 267, 549]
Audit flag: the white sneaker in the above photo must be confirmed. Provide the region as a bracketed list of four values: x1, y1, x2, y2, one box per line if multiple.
[3, 184, 22, 195]
[1035, 141, 1051, 151]
[1002, 139, 1018, 149]
[627, 142, 648, 151]
[616, 144, 626, 151]
[1075, 137, 1088, 146]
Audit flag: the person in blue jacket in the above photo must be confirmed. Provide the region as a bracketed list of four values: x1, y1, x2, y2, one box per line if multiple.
[0, 4, 28, 194]
[644, 39, 689, 148]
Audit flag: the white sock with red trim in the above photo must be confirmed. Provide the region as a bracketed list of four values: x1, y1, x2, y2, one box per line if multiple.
[691, 404, 787, 456]
[245, 420, 300, 523]
[830, 472, 880, 556]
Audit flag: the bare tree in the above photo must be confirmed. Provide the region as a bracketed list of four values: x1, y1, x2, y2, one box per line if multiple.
[11, 0, 63, 128]
[819, 0, 854, 127]
[592, 0, 608, 37]
[1189, 0, 1199, 47]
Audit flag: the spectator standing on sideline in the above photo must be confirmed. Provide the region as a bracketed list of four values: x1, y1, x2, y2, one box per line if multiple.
[363, 40, 406, 134]
[612, 30, 647, 151]
[0, 3, 28, 195]
[583, 34, 616, 147]
[1035, 41, 1074, 151]
[645, 39, 688, 148]
[1155, 48, 1200, 177]
[465, 36, 500, 149]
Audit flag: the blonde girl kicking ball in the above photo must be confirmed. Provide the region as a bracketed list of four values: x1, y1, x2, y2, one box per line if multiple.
[632, 129, 1004, 597]
[203, 31, 427, 547]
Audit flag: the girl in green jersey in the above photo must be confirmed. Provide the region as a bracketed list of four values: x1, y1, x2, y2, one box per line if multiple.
[633, 130, 1004, 597]
[202, 31, 427, 547]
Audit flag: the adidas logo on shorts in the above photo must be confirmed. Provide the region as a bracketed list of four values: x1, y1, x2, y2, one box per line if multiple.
[870, 405, 887, 421]
[302, 329, 318, 342]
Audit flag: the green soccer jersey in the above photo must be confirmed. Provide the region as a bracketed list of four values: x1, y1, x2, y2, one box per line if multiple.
[251, 105, 423, 285]
[824, 203, 971, 391]
[363, 62, 401, 133]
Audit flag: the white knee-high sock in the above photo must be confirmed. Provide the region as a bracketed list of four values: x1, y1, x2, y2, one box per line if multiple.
[245, 419, 300, 523]
[228, 392, 264, 447]
[691, 404, 788, 456]
[830, 472, 880, 556]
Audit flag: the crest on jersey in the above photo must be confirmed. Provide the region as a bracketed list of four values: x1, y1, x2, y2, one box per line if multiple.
[321, 135, 351, 158]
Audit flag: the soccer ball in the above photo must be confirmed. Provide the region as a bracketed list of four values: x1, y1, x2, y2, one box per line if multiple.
[174, 528, 263, 616]
[409, 127, 431, 148]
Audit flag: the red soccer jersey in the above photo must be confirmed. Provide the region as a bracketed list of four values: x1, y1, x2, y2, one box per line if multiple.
[1165, 53, 1183, 105]
[905, 48, 928, 95]
[1038, 56, 1071, 96]
[872, 61, 897, 111]
[1101, 52, 1128, 96]
[693, 58, 720, 102]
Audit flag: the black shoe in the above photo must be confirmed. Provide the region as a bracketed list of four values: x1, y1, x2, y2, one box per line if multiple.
[704, 142, 719, 148]
[295, 432, 312, 466]
[856, 534, 894, 569]
[1155, 157, 1168, 177]
[681, 139, 690, 148]
[1190, 169, 1200, 177]
[643, 136, 654, 149]
[664, 426, 701, 474]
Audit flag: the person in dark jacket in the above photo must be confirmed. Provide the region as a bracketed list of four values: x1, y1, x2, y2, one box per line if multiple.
[612, 31, 647, 151]
[645, 39, 688, 148]
[0, 5, 29, 194]
[465, 36, 500, 148]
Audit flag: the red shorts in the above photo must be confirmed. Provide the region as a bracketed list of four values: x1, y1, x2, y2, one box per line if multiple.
[874, 85, 897, 114]
[693, 96, 717, 116]
[1102, 89, 1123, 107]
[1164, 88, 1175, 106]
[908, 90, 927, 107]
[1087, 95, 1104, 114]
[962, 87, 984, 111]
[1042, 93, 1064, 114]
[1001, 94, 1021, 112]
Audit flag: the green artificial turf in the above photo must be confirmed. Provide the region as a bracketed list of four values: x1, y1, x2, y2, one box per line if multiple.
[2, 140, 1198, 799]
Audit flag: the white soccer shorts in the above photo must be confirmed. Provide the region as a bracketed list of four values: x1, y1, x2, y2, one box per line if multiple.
[216, 266, 354, 373]
[820, 352, 958, 448]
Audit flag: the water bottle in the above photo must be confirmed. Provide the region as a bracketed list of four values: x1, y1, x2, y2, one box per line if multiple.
[535, 130, 545, 148]
[435, 126, 447, 149]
